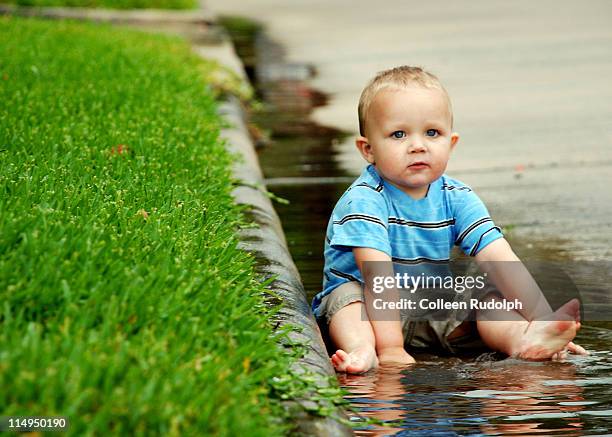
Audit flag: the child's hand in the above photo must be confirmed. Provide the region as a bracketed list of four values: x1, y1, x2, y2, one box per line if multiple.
[552, 341, 589, 360]
[378, 346, 416, 366]
[566, 341, 588, 355]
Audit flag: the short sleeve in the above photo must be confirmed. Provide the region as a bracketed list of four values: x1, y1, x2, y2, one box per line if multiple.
[452, 188, 503, 256]
[329, 188, 391, 256]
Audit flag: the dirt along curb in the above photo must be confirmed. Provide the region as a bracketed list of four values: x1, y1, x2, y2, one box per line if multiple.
[1, 5, 352, 435]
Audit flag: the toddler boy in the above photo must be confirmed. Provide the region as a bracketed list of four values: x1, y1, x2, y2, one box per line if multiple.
[312, 66, 587, 373]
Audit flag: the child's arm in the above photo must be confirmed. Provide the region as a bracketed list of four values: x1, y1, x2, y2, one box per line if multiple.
[353, 247, 414, 362]
[474, 238, 554, 320]
[475, 237, 587, 355]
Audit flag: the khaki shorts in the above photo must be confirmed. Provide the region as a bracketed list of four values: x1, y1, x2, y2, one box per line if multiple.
[317, 281, 498, 355]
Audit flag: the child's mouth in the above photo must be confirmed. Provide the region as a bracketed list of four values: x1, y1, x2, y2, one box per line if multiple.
[408, 162, 429, 170]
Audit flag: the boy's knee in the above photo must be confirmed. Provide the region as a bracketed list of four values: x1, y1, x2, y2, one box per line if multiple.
[318, 281, 365, 325]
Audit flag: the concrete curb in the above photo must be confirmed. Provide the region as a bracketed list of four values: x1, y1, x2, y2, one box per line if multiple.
[197, 28, 353, 437]
[219, 97, 352, 436]
[2, 6, 352, 434]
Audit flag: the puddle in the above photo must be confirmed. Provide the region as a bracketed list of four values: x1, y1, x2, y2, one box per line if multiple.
[220, 16, 612, 435]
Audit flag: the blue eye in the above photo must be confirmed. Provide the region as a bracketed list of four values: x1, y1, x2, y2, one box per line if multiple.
[392, 131, 405, 139]
[426, 129, 439, 137]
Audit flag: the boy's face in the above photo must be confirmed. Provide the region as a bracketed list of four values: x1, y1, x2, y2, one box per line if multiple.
[356, 85, 459, 199]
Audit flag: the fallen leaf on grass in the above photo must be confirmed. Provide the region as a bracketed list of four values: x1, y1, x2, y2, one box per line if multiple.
[110, 144, 129, 156]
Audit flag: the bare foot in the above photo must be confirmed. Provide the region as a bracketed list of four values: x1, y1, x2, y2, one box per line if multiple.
[378, 346, 416, 366]
[558, 298, 581, 323]
[513, 299, 581, 360]
[331, 345, 378, 374]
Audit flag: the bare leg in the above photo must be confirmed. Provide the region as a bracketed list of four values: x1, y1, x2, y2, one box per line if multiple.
[477, 296, 586, 360]
[329, 302, 379, 373]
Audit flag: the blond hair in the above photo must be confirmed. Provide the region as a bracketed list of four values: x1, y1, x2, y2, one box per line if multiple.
[358, 66, 452, 136]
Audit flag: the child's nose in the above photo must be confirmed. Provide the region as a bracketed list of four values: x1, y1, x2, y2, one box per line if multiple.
[408, 136, 427, 153]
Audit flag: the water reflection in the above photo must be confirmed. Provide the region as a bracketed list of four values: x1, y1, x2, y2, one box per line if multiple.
[338, 349, 612, 436]
[472, 361, 584, 435]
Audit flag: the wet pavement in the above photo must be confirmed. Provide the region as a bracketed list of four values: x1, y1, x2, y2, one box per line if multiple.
[209, 2, 612, 434]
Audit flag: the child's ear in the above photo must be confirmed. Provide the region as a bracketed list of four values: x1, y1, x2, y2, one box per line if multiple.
[450, 132, 460, 151]
[356, 136, 375, 163]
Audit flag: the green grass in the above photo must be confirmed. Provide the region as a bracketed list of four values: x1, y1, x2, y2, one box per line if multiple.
[0, 0, 195, 10]
[0, 17, 333, 435]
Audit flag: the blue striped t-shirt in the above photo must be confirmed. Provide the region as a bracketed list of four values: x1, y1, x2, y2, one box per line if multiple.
[311, 164, 503, 318]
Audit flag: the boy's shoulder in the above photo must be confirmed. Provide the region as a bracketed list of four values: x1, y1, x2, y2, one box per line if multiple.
[439, 174, 473, 194]
[334, 165, 388, 213]
[437, 174, 481, 204]
[347, 165, 385, 193]
[341, 165, 386, 200]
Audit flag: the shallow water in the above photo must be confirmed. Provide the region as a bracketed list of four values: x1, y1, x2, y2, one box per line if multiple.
[220, 17, 612, 435]
[339, 339, 612, 436]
